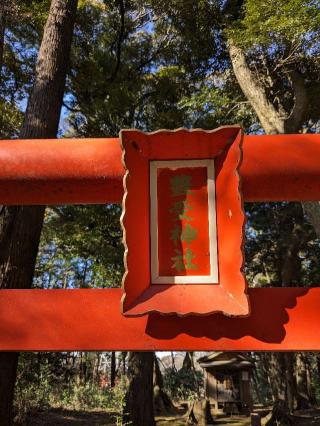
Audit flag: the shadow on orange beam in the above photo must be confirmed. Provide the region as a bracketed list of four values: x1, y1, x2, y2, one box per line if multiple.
[0, 287, 317, 351]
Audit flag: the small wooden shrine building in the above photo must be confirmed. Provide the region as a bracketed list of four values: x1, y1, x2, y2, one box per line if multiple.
[197, 352, 255, 415]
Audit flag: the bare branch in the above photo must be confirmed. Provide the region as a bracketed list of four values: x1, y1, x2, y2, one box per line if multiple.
[284, 70, 308, 133]
[109, 0, 125, 82]
[62, 100, 80, 113]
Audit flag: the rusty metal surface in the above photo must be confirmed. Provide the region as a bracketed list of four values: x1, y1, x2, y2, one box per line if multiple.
[0, 134, 319, 204]
[0, 288, 317, 351]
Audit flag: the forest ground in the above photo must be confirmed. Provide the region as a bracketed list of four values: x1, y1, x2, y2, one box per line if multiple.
[26, 409, 252, 425]
[25, 407, 320, 425]
[24, 408, 252, 425]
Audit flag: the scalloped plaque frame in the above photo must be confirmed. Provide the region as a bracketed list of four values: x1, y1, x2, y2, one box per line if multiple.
[120, 126, 249, 317]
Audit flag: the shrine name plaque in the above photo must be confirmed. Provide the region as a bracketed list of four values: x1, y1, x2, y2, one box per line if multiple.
[120, 127, 249, 317]
[150, 159, 218, 284]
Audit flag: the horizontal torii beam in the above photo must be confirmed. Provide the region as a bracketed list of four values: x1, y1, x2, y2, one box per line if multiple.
[0, 133, 319, 204]
[0, 133, 319, 351]
[0, 288, 318, 351]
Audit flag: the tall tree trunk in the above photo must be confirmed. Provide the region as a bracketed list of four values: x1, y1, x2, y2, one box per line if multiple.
[269, 353, 286, 403]
[0, 0, 6, 79]
[284, 352, 297, 413]
[254, 353, 273, 405]
[124, 352, 155, 426]
[266, 353, 296, 425]
[296, 353, 314, 409]
[227, 40, 308, 135]
[0, 0, 78, 424]
[227, 37, 320, 239]
[228, 42, 285, 134]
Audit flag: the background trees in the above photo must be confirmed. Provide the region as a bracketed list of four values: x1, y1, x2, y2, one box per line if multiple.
[0, 0, 320, 424]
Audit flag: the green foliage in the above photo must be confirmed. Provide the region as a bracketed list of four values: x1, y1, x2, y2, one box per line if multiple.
[55, 382, 122, 411]
[0, 0, 50, 138]
[65, 1, 223, 135]
[223, 0, 320, 124]
[35, 205, 123, 288]
[245, 202, 320, 287]
[140, 65, 193, 130]
[0, 99, 23, 138]
[67, 0, 157, 135]
[178, 76, 258, 131]
[17, 0, 51, 31]
[150, 0, 224, 76]
[226, 0, 320, 50]
[14, 352, 127, 424]
[162, 367, 202, 401]
[14, 353, 52, 423]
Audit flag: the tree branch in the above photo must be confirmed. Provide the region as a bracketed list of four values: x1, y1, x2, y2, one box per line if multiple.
[285, 70, 308, 133]
[109, 0, 125, 82]
[62, 100, 80, 113]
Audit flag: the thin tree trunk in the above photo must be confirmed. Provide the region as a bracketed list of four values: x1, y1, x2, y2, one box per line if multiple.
[171, 351, 176, 372]
[0, 0, 78, 423]
[252, 368, 263, 405]
[182, 352, 200, 397]
[110, 352, 116, 388]
[154, 354, 164, 389]
[92, 352, 99, 384]
[305, 355, 315, 404]
[121, 351, 127, 376]
[124, 352, 155, 426]
[280, 204, 305, 286]
[153, 354, 175, 415]
[182, 351, 192, 370]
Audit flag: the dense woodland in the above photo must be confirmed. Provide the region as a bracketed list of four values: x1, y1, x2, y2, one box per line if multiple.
[0, 0, 320, 425]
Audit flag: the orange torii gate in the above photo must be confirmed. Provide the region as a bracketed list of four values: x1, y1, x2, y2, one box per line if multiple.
[0, 131, 320, 351]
